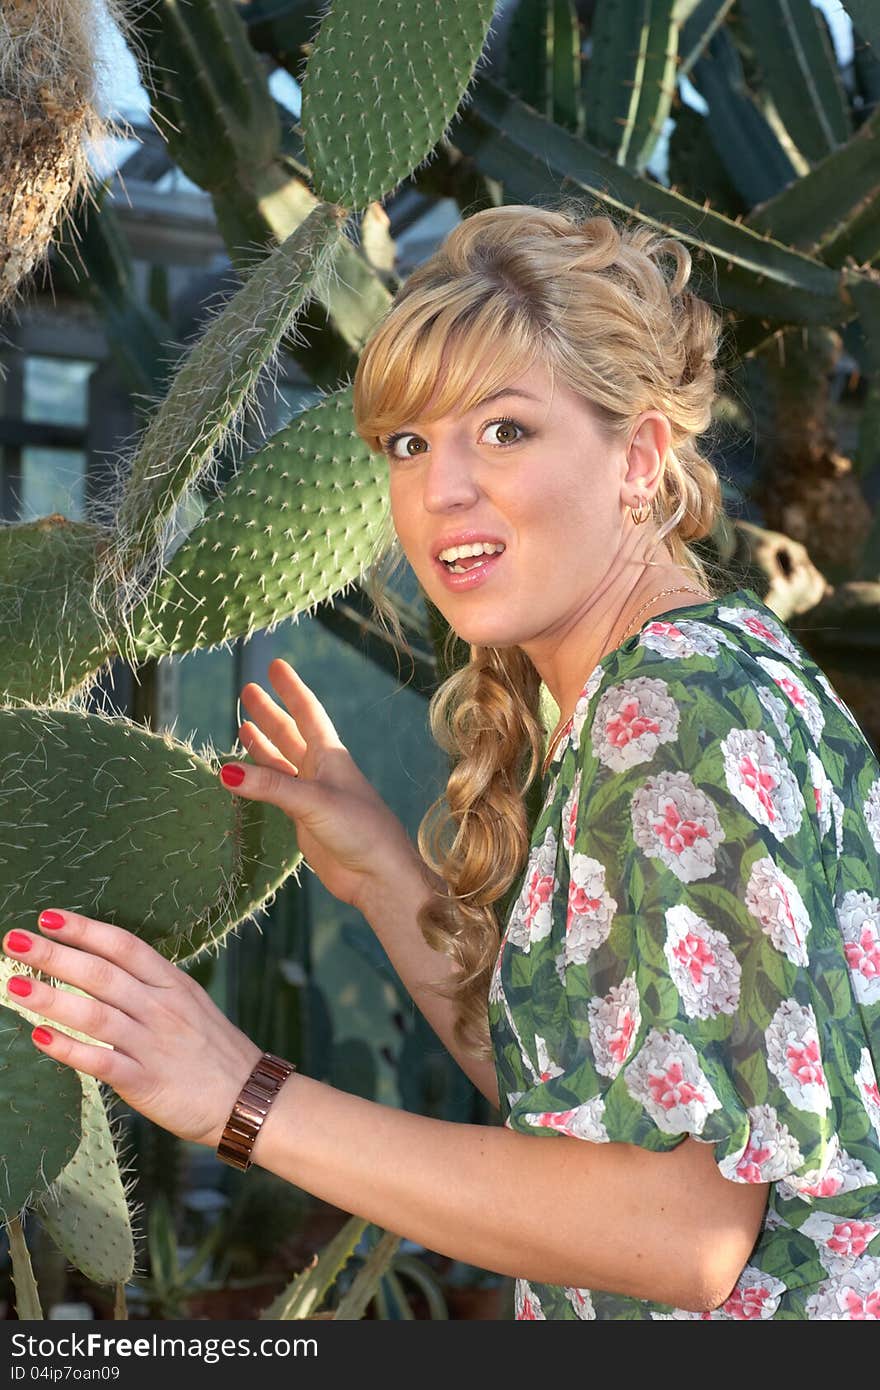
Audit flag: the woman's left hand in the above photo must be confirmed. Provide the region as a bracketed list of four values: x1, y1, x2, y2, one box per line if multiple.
[2, 910, 264, 1148]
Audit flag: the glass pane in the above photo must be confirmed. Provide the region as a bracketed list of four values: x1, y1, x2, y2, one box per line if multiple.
[21, 448, 86, 521]
[23, 356, 94, 427]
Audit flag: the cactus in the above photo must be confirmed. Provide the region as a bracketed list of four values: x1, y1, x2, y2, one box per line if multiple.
[3, 0, 880, 1312]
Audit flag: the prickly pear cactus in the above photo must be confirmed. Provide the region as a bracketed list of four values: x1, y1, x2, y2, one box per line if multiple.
[125, 386, 389, 658]
[0, 515, 116, 707]
[0, 1001, 82, 1223]
[0, 705, 303, 959]
[302, 0, 499, 209]
[33, 1078, 136, 1287]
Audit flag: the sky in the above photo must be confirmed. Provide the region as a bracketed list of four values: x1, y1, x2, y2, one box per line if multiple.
[86, 0, 857, 186]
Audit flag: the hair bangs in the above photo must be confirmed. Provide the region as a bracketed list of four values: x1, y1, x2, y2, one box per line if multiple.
[353, 292, 551, 454]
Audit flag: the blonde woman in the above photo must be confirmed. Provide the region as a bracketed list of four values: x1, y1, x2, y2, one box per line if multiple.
[7, 204, 880, 1320]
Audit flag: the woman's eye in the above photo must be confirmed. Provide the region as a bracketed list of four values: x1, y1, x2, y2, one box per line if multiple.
[382, 417, 527, 460]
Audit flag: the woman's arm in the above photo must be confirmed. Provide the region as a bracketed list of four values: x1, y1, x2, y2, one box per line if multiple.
[252, 1068, 769, 1312]
[355, 846, 500, 1111]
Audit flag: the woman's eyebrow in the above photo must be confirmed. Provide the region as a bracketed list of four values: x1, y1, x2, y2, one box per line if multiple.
[473, 388, 542, 407]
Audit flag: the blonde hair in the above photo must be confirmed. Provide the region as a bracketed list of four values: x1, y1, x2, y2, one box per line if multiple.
[352, 199, 729, 1062]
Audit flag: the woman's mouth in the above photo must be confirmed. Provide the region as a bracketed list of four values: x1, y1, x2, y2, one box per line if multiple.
[433, 547, 506, 590]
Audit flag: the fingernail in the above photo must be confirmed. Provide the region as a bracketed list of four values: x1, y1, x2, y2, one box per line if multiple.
[7, 977, 32, 997]
[39, 910, 65, 930]
[32, 1027, 53, 1045]
[221, 764, 246, 788]
[6, 932, 33, 953]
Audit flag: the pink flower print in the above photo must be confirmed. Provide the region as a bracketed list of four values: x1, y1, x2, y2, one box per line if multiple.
[735, 1138, 774, 1185]
[722, 729, 804, 842]
[606, 697, 661, 750]
[566, 790, 578, 848]
[611, 1010, 637, 1065]
[842, 1288, 880, 1319]
[743, 614, 782, 646]
[737, 749, 779, 822]
[772, 673, 806, 711]
[654, 796, 711, 856]
[526, 866, 554, 930]
[648, 1060, 707, 1114]
[672, 931, 716, 987]
[568, 883, 604, 918]
[786, 1036, 826, 1092]
[866, 1075, 880, 1108]
[644, 620, 685, 641]
[721, 1282, 779, 1319]
[826, 1221, 878, 1260]
[844, 920, 880, 1001]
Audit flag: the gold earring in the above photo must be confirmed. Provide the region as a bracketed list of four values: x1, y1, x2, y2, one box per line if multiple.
[630, 493, 652, 525]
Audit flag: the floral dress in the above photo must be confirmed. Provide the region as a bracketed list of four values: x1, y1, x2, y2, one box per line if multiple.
[488, 587, 880, 1319]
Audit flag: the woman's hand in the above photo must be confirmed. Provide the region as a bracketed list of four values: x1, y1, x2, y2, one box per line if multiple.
[223, 657, 418, 913]
[2, 910, 264, 1149]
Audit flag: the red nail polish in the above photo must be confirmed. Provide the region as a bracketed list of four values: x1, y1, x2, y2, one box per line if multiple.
[39, 911, 65, 930]
[221, 764, 246, 787]
[32, 1026, 53, 1045]
[6, 932, 33, 953]
[8, 977, 32, 997]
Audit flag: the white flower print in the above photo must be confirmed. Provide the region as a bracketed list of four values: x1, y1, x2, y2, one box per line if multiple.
[800, 1212, 880, 1277]
[624, 1028, 723, 1134]
[830, 786, 845, 857]
[804, 1255, 880, 1319]
[755, 656, 825, 744]
[837, 890, 880, 1006]
[854, 1047, 880, 1145]
[563, 1286, 596, 1319]
[506, 1090, 525, 1110]
[745, 856, 812, 967]
[631, 770, 725, 882]
[505, 826, 558, 952]
[563, 851, 618, 969]
[816, 670, 868, 740]
[488, 936, 506, 1004]
[639, 617, 738, 661]
[864, 778, 880, 857]
[534, 1035, 565, 1083]
[721, 727, 804, 842]
[717, 604, 804, 665]
[711, 1265, 788, 1319]
[569, 665, 607, 755]
[514, 1279, 547, 1319]
[587, 974, 641, 1078]
[518, 1094, 610, 1143]
[591, 677, 680, 773]
[663, 904, 741, 1019]
[755, 683, 793, 752]
[765, 999, 831, 1114]
[717, 1103, 803, 1184]
[561, 770, 581, 853]
[776, 1134, 876, 1203]
[807, 749, 834, 843]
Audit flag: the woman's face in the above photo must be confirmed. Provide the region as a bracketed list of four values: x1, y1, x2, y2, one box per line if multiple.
[384, 357, 668, 656]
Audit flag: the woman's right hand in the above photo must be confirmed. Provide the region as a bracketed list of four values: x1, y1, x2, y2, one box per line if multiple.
[220, 658, 416, 914]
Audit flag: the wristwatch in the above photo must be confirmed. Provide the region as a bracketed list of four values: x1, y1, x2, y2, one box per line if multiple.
[216, 1051, 297, 1171]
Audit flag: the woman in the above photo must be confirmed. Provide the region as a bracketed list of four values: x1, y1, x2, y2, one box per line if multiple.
[5, 204, 879, 1319]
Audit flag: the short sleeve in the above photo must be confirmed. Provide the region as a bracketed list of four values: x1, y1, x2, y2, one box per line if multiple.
[502, 656, 846, 1188]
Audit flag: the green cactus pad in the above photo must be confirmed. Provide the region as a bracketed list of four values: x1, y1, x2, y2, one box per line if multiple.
[124, 386, 391, 659]
[0, 1000, 82, 1224]
[0, 705, 303, 963]
[302, 0, 499, 209]
[33, 1078, 135, 1287]
[105, 202, 349, 661]
[0, 515, 116, 707]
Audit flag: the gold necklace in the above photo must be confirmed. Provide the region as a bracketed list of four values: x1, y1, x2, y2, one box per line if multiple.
[540, 584, 713, 779]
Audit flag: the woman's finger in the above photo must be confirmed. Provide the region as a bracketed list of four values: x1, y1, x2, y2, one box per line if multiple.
[5, 967, 148, 1053]
[238, 720, 301, 778]
[4, 910, 176, 992]
[28, 1020, 141, 1089]
[239, 683, 306, 768]
[267, 659, 345, 752]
